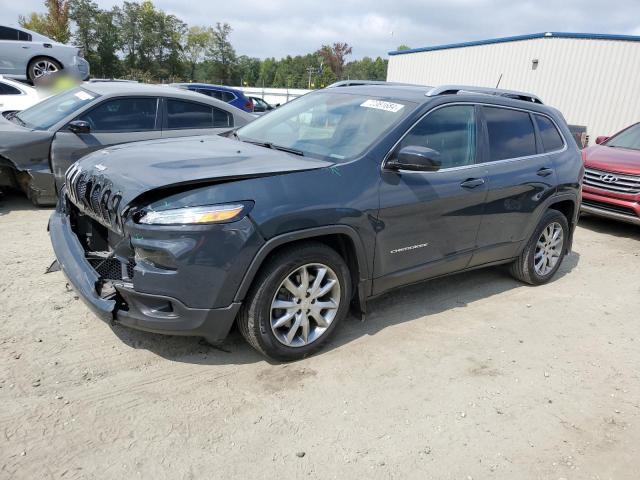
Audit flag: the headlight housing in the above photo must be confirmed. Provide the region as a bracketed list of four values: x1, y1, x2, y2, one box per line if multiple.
[136, 203, 248, 225]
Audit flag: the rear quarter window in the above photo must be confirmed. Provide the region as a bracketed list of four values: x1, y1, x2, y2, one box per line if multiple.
[534, 115, 564, 152]
[484, 106, 537, 161]
[166, 99, 232, 129]
[0, 82, 22, 95]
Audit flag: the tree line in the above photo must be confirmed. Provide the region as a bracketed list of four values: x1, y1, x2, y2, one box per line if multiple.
[19, 0, 389, 88]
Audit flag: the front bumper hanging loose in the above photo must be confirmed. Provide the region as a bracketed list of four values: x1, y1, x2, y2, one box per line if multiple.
[48, 209, 240, 343]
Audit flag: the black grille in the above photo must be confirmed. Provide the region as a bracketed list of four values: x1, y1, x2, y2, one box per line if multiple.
[582, 199, 638, 217]
[88, 257, 136, 281]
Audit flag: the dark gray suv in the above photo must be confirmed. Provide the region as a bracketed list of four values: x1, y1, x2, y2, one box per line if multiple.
[49, 83, 583, 360]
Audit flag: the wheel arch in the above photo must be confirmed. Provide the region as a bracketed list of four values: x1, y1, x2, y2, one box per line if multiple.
[519, 193, 579, 255]
[234, 225, 370, 305]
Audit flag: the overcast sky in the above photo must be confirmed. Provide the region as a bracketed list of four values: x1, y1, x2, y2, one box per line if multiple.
[3, 0, 640, 59]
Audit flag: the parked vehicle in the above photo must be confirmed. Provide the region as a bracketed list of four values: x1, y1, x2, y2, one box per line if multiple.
[0, 25, 90, 82]
[0, 75, 41, 112]
[174, 83, 254, 112]
[0, 82, 254, 205]
[49, 83, 583, 360]
[249, 96, 275, 113]
[581, 122, 640, 225]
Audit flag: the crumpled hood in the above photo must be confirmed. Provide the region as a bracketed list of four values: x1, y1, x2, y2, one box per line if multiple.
[583, 144, 640, 175]
[70, 134, 334, 208]
[0, 115, 52, 170]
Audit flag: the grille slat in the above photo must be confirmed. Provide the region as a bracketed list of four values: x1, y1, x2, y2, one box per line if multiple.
[65, 167, 123, 234]
[583, 167, 640, 194]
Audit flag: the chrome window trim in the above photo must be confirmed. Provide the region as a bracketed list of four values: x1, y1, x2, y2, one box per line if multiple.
[382, 101, 568, 174]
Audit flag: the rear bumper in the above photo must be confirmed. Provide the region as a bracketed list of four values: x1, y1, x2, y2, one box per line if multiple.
[49, 209, 239, 342]
[581, 189, 640, 226]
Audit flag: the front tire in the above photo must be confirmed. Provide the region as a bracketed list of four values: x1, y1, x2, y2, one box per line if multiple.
[238, 242, 352, 361]
[510, 209, 569, 285]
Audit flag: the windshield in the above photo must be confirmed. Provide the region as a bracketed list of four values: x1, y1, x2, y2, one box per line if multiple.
[236, 91, 414, 161]
[606, 123, 640, 151]
[16, 87, 98, 130]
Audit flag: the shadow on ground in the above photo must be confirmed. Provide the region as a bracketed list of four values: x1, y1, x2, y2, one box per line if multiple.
[578, 214, 640, 241]
[111, 251, 581, 366]
[0, 190, 47, 215]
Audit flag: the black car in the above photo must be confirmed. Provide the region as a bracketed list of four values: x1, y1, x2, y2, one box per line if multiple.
[49, 83, 583, 361]
[0, 82, 254, 205]
[249, 96, 276, 113]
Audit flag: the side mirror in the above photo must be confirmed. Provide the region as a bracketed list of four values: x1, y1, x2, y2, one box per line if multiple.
[68, 120, 90, 134]
[388, 146, 442, 172]
[595, 136, 609, 145]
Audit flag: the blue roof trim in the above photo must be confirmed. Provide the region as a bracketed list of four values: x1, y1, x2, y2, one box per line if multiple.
[388, 32, 640, 56]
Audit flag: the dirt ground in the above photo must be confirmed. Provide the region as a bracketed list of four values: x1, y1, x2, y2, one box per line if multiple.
[1, 191, 639, 480]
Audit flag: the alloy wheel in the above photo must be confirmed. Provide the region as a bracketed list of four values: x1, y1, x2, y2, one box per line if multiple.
[270, 263, 341, 347]
[33, 60, 59, 79]
[534, 221, 564, 276]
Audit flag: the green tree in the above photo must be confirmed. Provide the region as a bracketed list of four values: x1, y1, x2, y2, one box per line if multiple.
[69, 0, 100, 68]
[183, 26, 212, 81]
[396, 44, 411, 51]
[20, 0, 71, 43]
[207, 22, 236, 84]
[95, 7, 122, 78]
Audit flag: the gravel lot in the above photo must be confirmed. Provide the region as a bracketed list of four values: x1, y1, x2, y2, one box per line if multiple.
[1, 191, 639, 480]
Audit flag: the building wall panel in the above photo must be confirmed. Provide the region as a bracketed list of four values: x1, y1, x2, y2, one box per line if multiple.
[387, 37, 640, 143]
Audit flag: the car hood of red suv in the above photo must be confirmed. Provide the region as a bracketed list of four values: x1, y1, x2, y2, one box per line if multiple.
[583, 144, 640, 175]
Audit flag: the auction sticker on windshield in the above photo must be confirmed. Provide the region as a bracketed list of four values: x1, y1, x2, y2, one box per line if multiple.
[360, 99, 404, 113]
[74, 91, 94, 101]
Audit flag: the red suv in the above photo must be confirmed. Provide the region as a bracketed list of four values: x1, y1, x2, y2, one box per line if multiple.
[581, 122, 640, 226]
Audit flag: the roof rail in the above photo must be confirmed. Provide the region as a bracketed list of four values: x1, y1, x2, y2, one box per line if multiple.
[326, 79, 424, 88]
[425, 85, 543, 104]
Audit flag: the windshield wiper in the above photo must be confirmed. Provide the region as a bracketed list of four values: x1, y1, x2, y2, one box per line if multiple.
[240, 138, 304, 156]
[9, 114, 27, 127]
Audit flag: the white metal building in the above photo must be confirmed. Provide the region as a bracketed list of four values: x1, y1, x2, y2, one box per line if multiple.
[387, 32, 640, 145]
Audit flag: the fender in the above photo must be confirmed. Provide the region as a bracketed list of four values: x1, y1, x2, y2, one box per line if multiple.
[233, 224, 370, 303]
[520, 191, 580, 253]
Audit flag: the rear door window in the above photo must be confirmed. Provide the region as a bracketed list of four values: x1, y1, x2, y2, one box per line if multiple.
[534, 115, 564, 152]
[166, 99, 232, 129]
[483, 106, 537, 161]
[78, 97, 158, 132]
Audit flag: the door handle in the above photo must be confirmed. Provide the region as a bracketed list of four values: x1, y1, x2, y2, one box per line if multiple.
[537, 167, 553, 177]
[460, 178, 485, 189]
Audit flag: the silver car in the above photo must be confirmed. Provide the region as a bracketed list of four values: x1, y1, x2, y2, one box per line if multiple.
[0, 25, 90, 81]
[0, 82, 255, 205]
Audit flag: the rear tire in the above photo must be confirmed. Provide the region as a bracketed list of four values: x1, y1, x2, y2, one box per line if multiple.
[27, 57, 62, 83]
[238, 241, 351, 361]
[510, 209, 569, 285]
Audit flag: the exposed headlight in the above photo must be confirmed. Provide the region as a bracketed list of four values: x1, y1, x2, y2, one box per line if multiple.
[137, 204, 246, 225]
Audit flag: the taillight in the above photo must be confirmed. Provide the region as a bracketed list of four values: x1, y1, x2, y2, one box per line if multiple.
[245, 99, 254, 111]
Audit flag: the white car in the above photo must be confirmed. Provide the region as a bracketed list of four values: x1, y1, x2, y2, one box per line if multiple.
[0, 76, 41, 112]
[0, 25, 90, 82]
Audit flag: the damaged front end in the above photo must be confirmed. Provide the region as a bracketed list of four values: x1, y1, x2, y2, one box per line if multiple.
[49, 165, 252, 343]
